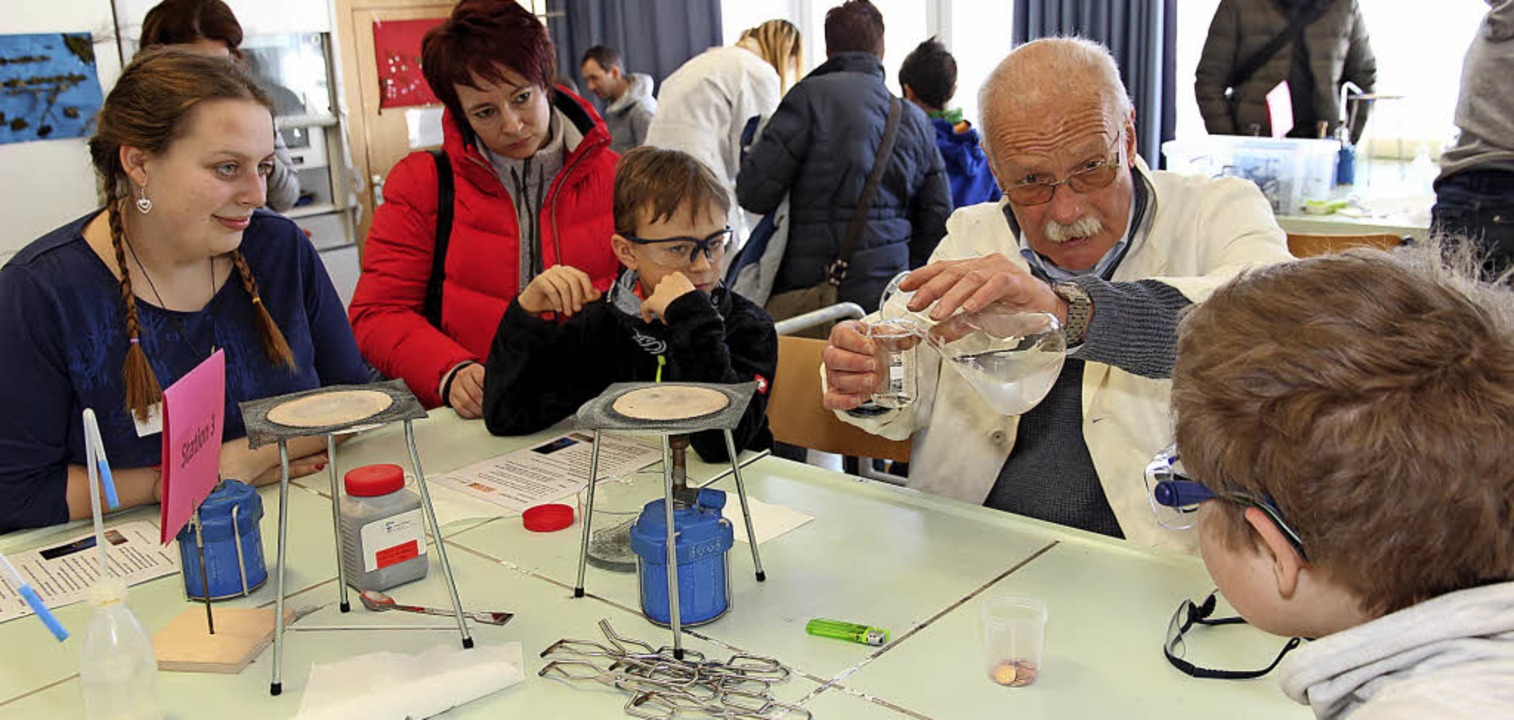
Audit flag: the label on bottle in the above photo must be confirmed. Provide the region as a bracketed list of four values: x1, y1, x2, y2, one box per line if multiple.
[887, 357, 905, 393]
[359, 509, 426, 572]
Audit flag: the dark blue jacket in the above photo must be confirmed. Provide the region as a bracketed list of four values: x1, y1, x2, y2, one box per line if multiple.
[932, 117, 1003, 209]
[737, 52, 951, 312]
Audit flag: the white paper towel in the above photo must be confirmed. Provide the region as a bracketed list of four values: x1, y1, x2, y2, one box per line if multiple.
[294, 641, 525, 719]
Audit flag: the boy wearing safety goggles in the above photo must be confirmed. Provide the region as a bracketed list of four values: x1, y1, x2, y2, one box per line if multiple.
[1164, 245, 1514, 718]
[481, 146, 777, 461]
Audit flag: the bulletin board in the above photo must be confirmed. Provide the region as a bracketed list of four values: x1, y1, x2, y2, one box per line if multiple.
[373, 19, 442, 109]
[0, 32, 104, 145]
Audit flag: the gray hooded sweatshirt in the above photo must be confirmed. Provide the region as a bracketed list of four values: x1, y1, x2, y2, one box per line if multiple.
[1278, 581, 1514, 719]
[1439, 0, 1514, 179]
[605, 73, 657, 154]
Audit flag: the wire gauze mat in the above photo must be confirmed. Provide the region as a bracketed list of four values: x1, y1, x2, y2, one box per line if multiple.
[575, 382, 757, 433]
[239, 379, 427, 448]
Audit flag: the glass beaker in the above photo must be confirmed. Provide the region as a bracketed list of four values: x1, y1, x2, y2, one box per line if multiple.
[926, 307, 1066, 416]
[863, 318, 923, 410]
[576, 474, 659, 572]
[874, 271, 1067, 416]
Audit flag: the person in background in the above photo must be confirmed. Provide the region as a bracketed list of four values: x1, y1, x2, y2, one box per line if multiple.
[580, 45, 657, 154]
[1195, 0, 1376, 143]
[644, 19, 803, 243]
[348, 0, 619, 417]
[139, 0, 302, 212]
[899, 37, 1001, 209]
[737, 0, 951, 314]
[1166, 244, 1514, 718]
[823, 38, 1293, 548]
[482, 147, 776, 462]
[553, 74, 581, 96]
[1434, 0, 1514, 277]
[0, 50, 369, 533]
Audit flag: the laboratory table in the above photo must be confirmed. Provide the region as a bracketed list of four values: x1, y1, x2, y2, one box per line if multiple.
[0, 411, 1309, 719]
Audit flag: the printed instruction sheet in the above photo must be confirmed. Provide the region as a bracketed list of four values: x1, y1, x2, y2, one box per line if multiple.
[0, 521, 179, 624]
[431, 432, 661, 515]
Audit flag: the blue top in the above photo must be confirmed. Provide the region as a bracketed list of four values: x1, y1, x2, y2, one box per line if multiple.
[930, 116, 1002, 209]
[0, 209, 370, 532]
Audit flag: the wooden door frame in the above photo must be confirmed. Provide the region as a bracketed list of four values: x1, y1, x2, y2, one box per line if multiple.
[333, 0, 456, 253]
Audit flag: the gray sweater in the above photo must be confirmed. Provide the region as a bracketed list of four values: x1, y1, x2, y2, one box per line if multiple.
[605, 73, 657, 155]
[1439, 0, 1514, 179]
[1278, 581, 1514, 719]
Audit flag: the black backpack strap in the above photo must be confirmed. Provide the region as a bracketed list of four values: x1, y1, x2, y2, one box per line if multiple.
[829, 96, 903, 285]
[1228, 1, 1334, 90]
[422, 149, 454, 329]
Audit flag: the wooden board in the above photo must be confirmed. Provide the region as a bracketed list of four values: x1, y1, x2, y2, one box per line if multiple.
[154, 607, 295, 674]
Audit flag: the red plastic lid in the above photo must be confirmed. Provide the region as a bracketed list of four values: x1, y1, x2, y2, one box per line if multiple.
[345, 464, 405, 497]
[523, 503, 574, 532]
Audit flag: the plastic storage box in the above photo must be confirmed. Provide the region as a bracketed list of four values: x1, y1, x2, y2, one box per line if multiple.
[1162, 136, 1339, 214]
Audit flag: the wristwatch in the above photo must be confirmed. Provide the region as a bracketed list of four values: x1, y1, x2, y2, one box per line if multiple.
[1052, 282, 1092, 345]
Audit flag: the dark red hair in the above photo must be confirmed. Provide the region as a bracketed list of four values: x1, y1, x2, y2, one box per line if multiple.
[422, 0, 557, 127]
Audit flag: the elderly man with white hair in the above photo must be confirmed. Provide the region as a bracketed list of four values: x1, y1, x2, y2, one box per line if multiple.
[822, 37, 1293, 549]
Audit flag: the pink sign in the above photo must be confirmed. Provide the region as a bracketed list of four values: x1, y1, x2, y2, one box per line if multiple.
[159, 350, 226, 544]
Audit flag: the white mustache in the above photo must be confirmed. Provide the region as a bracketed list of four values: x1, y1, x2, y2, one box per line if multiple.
[1043, 216, 1104, 243]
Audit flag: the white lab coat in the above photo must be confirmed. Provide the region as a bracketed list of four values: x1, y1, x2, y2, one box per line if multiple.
[835, 160, 1295, 550]
[644, 45, 780, 244]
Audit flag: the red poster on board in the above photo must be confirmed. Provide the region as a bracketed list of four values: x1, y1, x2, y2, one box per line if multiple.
[374, 18, 443, 109]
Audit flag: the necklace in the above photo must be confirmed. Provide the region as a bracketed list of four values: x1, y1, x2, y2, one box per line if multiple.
[122, 229, 220, 359]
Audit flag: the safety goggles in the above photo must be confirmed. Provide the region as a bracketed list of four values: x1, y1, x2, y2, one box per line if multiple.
[1143, 444, 1307, 561]
[1165, 590, 1303, 680]
[622, 226, 733, 267]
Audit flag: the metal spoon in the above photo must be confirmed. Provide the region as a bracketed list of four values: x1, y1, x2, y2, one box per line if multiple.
[358, 589, 514, 626]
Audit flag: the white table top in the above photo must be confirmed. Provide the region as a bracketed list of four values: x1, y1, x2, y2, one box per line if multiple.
[0, 411, 1310, 719]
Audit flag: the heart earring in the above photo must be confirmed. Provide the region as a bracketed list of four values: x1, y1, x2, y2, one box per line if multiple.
[135, 185, 153, 214]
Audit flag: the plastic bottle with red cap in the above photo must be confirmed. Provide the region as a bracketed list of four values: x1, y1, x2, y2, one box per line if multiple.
[339, 464, 428, 592]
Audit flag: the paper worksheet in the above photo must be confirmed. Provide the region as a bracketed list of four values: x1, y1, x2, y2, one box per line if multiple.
[0, 521, 179, 624]
[430, 432, 661, 515]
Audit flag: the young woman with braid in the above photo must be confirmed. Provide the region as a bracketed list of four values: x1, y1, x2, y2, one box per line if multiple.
[0, 49, 369, 533]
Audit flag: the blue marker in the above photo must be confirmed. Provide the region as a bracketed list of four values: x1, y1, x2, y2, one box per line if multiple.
[82, 410, 119, 510]
[0, 551, 67, 642]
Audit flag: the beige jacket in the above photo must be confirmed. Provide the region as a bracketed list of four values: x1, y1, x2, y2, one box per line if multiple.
[833, 160, 1294, 550]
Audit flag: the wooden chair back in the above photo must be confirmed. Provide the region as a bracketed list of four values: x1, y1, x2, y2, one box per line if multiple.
[768, 336, 911, 463]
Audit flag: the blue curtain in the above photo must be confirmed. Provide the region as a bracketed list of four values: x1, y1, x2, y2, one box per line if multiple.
[547, 0, 723, 98]
[1012, 0, 1177, 168]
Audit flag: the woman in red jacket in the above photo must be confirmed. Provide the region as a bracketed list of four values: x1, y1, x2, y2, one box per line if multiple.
[349, 0, 620, 416]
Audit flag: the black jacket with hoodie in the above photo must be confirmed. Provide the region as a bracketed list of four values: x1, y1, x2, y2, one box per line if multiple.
[482, 272, 776, 462]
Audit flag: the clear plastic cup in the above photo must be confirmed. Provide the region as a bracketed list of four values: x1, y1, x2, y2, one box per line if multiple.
[980, 594, 1047, 687]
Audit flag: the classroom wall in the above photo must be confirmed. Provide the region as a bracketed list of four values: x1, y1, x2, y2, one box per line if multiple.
[0, 0, 334, 266]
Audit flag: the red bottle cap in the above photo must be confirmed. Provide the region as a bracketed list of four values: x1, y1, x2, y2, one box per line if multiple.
[344, 464, 405, 497]
[522, 503, 574, 532]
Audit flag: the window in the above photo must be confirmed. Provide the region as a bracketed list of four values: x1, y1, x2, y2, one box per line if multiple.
[1174, 0, 1487, 159]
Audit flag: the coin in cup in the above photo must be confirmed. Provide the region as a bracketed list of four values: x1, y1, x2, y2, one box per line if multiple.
[981, 595, 1047, 687]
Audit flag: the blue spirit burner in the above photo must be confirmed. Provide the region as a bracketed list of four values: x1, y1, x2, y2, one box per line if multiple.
[176, 480, 267, 600]
[573, 382, 769, 660]
[630, 488, 734, 625]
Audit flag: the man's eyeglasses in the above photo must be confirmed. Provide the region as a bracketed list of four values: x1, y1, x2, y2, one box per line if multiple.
[1143, 443, 1307, 561]
[1165, 590, 1302, 680]
[622, 227, 733, 267]
[1003, 135, 1124, 206]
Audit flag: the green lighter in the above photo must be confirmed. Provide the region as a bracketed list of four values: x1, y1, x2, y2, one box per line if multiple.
[805, 618, 890, 646]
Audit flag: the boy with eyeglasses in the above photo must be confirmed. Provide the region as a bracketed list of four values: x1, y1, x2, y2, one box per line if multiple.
[481, 146, 777, 461]
[1165, 245, 1514, 718]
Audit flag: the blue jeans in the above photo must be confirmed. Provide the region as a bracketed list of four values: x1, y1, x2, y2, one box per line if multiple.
[1433, 169, 1514, 276]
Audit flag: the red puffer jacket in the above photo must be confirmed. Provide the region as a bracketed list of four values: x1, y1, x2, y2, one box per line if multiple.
[350, 89, 621, 407]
